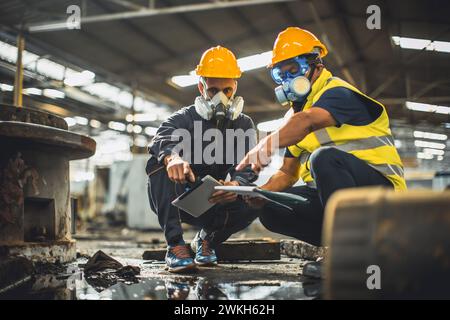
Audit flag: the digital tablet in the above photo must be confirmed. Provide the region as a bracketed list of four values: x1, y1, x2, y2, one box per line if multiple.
[171, 175, 222, 217]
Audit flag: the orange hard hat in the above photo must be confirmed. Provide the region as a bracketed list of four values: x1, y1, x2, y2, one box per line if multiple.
[269, 27, 328, 67]
[195, 46, 242, 79]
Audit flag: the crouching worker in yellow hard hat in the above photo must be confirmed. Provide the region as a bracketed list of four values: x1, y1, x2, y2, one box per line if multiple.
[237, 27, 407, 249]
[146, 46, 259, 273]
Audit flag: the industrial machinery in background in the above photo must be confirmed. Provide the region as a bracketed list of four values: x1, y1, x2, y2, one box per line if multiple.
[323, 187, 450, 299]
[0, 105, 95, 262]
[102, 155, 159, 230]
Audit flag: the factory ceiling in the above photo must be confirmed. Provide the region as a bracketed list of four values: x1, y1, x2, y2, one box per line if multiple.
[0, 0, 449, 169]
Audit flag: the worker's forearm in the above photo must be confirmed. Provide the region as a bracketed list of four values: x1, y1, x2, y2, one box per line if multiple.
[261, 170, 297, 192]
[266, 112, 312, 151]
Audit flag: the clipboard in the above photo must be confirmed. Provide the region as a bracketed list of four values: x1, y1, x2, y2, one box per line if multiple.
[214, 186, 309, 211]
[171, 175, 222, 217]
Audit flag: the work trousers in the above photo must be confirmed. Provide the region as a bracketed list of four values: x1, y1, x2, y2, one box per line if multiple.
[147, 167, 259, 247]
[259, 147, 393, 246]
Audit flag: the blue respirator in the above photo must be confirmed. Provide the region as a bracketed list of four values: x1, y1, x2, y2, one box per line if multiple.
[270, 55, 318, 106]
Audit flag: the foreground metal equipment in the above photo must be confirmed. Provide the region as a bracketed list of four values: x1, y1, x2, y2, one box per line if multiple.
[323, 187, 450, 299]
[0, 105, 95, 262]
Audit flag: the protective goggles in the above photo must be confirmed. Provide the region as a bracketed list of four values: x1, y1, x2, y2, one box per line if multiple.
[270, 54, 318, 84]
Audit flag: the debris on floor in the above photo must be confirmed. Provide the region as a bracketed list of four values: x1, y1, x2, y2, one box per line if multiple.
[302, 260, 323, 279]
[80, 250, 141, 291]
[83, 250, 123, 273]
[281, 240, 327, 261]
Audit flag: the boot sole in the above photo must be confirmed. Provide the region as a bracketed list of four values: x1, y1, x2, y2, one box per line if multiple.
[195, 260, 218, 267]
[168, 263, 198, 273]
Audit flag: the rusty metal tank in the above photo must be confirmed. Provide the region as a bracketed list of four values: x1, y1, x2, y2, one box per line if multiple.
[0, 104, 96, 263]
[323, 187, 450, 299]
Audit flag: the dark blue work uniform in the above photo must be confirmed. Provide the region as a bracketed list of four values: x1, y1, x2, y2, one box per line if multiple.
[146, 105, 259, 247]
[259, 87, 393, 246]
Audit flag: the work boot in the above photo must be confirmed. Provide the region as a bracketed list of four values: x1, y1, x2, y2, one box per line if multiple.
[165, 244, 197, 273]
[190, 232, 218, 266]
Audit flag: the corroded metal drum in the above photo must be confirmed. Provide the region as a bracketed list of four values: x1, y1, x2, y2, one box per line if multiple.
[323, 187, 450, 299]
[0, 105, 95, 262]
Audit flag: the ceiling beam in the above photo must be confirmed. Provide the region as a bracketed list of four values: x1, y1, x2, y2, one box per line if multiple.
[93, 0, 177, 57]
[101, 0, 145, 11]
[229, 7, 274, 92]
[306, 0, 356, 85]
[25, 0, 296, 33]
[369, 1, 450, 98]
[162, 0, 216, 44]
[116, 15, 333, 75]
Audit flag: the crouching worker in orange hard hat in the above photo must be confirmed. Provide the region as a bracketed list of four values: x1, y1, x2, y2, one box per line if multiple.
[237, 27, 407, 250]
[146, 46, 259, 273]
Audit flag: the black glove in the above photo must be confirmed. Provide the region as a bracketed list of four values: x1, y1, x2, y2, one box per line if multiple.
[228, 164, 258, 186]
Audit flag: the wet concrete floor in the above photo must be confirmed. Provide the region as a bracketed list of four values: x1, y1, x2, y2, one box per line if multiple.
[1, 228, 321, 300]
[1, 254, 320, 300]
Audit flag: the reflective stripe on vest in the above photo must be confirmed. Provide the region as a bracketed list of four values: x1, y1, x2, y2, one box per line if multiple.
[313, 129, 404, 178]
[298, 152, 316, 188]
[367, 162, 404, 177]
[299, 151, 310, 165]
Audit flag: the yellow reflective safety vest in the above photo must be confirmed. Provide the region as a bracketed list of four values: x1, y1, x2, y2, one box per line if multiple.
[287, 68, 407, 191]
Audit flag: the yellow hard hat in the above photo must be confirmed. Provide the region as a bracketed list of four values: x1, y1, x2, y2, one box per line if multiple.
[195, 46, 242, 79]
[269, 27, 328, 67]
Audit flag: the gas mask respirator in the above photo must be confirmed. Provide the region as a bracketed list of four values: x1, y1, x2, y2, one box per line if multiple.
[271, 54, 319, 107]
[195, 88, 244, 129]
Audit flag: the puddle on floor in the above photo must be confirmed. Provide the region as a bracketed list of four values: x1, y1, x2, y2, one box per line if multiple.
[75, 278, 320, 300]
[0, 259, 321, 300]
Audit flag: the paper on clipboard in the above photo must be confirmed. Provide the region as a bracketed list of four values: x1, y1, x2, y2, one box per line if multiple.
[171, 175, 221, 217]
[214, 186, 309, 211]
[214, 186, 262, 197]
